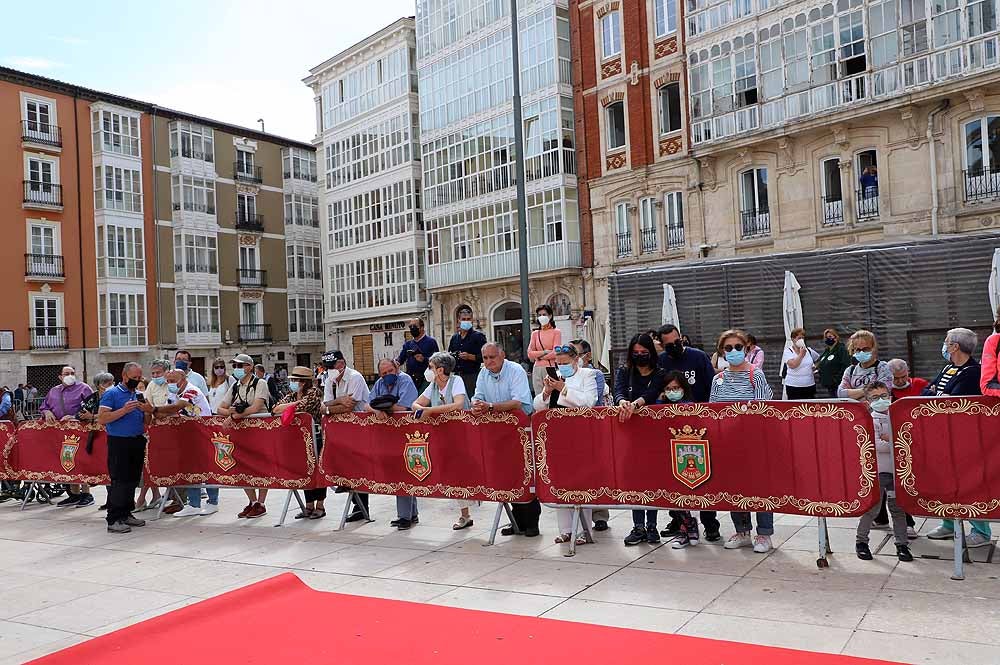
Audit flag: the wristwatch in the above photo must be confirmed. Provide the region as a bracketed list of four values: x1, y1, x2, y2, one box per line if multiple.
[488, 403, 494, 412]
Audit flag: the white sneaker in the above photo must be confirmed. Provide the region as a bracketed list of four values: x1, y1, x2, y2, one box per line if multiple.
[907, 526, 919, 540]
[724, 532, 752, 549]
[199, 503, 219, 516]
[965, 531, 993, 548]
[173, 505, 202, 517]
[753, 534, 773, 553]
[926, 525, 955, 540]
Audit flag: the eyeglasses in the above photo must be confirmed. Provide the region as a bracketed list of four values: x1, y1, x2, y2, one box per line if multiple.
[866, 394, 889, 402]
[554, 345, 574, 353]
[723, 344, 745, 352]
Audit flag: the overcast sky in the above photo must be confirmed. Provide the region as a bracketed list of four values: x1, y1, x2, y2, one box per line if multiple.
[3, 0, 416, 142]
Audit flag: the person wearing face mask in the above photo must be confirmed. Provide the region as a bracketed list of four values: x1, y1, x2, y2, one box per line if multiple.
[922, 328, 991, 548]
[837, 330, 893, 400]
[154, 369, 216, 517]
[570, 338, 607, 404]
[745, 335, 765, 370]
[174, 349, 209, 395]
[40, 365, 93, 424]
[886, 358, 928, 401]
[854, 381, 913, 562]
[533, 344, 599, 547]
[218, 354, 273, 518]
[527, 304, 562, 393]
[816, 329, 852, 398]
[781, 328, 817, 400]
[710, 329, 775, 553]
[658, 371, 703, 548]
[322, 350, 372, 522]
[53, 372, 112, 509]
[657, 324, 716, 403]
[274, 367, 328, 519]
[98, 362, 154, 534]
[397, 318, 439, 393]
[206, 357, 237, 415]
[615, 334, 668, 546]
[448, 306, 487, 397]
[133, 360, 174, 513]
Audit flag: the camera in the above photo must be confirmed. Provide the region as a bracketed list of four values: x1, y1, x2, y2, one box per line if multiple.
[233, 400, 250, 414]
[450, 351, 461, 360]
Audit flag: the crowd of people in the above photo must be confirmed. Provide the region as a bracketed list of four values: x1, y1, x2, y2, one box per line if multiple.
[1, 312, 998, 559]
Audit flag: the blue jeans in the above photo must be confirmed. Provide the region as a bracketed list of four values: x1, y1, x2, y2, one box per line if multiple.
[187, 487, 218, 508]
[941, 519, 992, 538]
[396, 496, 418, 520]
[632, 509, 657, 528]
[731, 511, 774, 536]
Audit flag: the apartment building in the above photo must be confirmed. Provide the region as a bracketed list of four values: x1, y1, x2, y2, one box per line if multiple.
[305, 17, 427, 379]
[415, 0, 585, 358]
[0, 67, 323, 392]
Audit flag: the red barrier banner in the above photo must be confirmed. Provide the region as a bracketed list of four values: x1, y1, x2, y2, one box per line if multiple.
[1, 420, 111, 484]
[320, 411, 533, 502]
[533, 403, 877, 517]
[891, 397, 1000, 520]
[145, 415, 317, 489]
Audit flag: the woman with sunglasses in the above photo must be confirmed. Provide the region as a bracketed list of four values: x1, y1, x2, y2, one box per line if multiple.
[615, 333, 668, 546]
[710, 329, 775, 554]
[206, 357, 237, 415]
[837, 330, 893, 400]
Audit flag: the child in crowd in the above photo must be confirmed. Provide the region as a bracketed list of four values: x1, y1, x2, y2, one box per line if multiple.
[856, 381, 913, 562]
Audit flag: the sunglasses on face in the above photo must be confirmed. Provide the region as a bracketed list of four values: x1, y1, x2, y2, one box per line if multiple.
[854, 346, 873, 352]
[723, 344, 745, 352]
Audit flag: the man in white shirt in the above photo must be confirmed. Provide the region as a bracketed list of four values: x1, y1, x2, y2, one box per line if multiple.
[322, 350, 372, 522]
[174, 349, 209, 395]
[155, 369, 217, 517]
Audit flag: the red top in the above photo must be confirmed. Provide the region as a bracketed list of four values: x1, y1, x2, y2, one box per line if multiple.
[891, 378, 929, 401]
[980, 332, 1000, 397]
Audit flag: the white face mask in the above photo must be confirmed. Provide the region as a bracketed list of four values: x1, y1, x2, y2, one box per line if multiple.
[62, 375, 77, 386]
[424, 367, 436, 383]
[537, 315, 551, 326]
[328, 369, 341, 382]
[794, 338, 806, 349]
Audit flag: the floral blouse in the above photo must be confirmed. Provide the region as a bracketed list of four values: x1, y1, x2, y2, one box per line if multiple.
[278, 386, 323, 421]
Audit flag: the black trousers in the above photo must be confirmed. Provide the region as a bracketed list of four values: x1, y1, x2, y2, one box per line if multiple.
[786, 385, 817, 400]
[511, 498, 541, 531]
[106, 435, 146, 525]
[669, 510, 720, 531]
[875, 491, 916, 527]
[459, 372, 479, 398]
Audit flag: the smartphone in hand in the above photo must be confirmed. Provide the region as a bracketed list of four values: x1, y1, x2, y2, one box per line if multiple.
[545, 366, 559, 380]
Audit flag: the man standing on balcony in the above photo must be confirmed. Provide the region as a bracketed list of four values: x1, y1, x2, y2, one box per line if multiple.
[397, 318, 439, 393]
[448, 306, 487, 397]
[860, 166, 878, 199]
[174, 349, 209, 395]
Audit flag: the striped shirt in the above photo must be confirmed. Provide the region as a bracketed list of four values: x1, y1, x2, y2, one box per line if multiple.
[709, 368, 774, 402]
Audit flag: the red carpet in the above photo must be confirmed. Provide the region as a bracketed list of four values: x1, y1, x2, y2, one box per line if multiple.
[30, 573, 900, 664]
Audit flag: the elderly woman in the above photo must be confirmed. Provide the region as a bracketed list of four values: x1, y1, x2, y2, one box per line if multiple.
[57, 372, 115, 509]
[837, 330, 893, 399]
[412, 352, 473, 529]
[710, 329, 775, 553]
[923, 328, 991, 547]
[781, 327, 816, 400]
[816, 329, 851, 397]
[273, 366, 327, 519]
[533, 344, 599, 546]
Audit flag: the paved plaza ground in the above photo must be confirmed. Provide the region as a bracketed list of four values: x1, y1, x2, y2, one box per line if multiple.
[0, 490, 996, 664]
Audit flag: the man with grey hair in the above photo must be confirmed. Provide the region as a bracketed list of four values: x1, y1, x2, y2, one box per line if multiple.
[886, 358, 928, 401]
[923, 328, 991, 546]
[145, 359, 172, 408]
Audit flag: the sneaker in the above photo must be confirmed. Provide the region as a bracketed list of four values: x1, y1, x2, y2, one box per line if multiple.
[345, 510, 366, 523]
[122, 516, 146, 527]
[671, 532, 693, 549]
[107, 521, 131, 534]
[237, 502, 254, 518]
[660, 520, 682, 538]
[74, 494, 95, 508]
[926, 525, 955, 540]
[704, 529, 721, 543]
[646, 527, 661, 544]
[688, 526, 701, 544]
[624, 526, 647, 546]
[856, 542, 873, 560]
[200, 503, 219, 516]
[56, 494, 81, 507]
[173, 505, 202, 517]
[593, 520, 609, 532]
[724, 532, 752, 549]
[396, 518, 413, 530]
[524, 527, 540, 537]
[752, 535, 773, 554]
[966, 531, 993, 548]
[907, 526, 919, 540]
[896, 544, 914, 562]
[246, 502, 266, 518]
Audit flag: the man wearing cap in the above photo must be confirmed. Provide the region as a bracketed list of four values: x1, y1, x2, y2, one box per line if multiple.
[322, 350, 372, 522]
[397, 318, 439, 393]
[217, 353, 271, 518]
[448, 306, 487, 398]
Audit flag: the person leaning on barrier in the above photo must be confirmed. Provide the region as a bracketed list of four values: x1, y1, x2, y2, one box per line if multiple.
[887, 358, 929, 401]
[0, 386, 12, 421]
[322, 350, 372, 523]
[274, 366, 328, 520]
[135, 359, 172, 514]
[41, 365, 93, 423]
[155, 369, 216, 517]
[471, 343, 540, 538]
[217, 353, 272, 519]
[838, 330, 893, 400]
[98, 362, 154, 534]
[206, 357, 237, 415]
[924, 328, 993, 548]
[532, 344, 599, 547]
[981, 314, 1000, 397]
[174, 349, 209, 395]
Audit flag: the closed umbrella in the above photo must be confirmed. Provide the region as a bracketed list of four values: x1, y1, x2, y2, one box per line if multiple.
[661, 283, 679, 328]
[989, 248, 1000, 319]
[600, 316, 611, 372]
[782, 271, 804, 342]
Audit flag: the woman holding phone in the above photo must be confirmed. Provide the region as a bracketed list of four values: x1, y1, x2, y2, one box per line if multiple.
[527, 304, 561, 393]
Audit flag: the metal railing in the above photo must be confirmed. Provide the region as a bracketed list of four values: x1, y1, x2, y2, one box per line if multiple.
[963, 168, 1000, 203]
[30, 327, 68, 350]
[237, 268, 268, 288]
[283, 169, 317, 182]
[238, 324, 272, 342]
[822, 196, 844, 226]
[616, 232, 633, 258]
[857, 188, 879, 220]
[25, 253, 64, 278]
[21, 121, 62, 147]
[666, 224, 685, 250]
[640, 228, 658, 253]
[288, 270, 322, 281]
[235, 212, 264, 232]
[740, 209, 771, 239]
[170, 147, 214, 162]
[23, 181, 62, 206]
[234, 162, 263, 184]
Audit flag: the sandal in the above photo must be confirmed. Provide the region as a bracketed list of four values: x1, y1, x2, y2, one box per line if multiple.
[294, 509, 313, 519]
[554, 533, 573, 544]
[308, 509, 326, 520]
[452, 516, 474, 530]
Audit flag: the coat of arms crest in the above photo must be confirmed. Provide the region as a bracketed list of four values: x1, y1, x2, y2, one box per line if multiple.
[404, 431, 432, 481]
[211, 432, 237, 472]
[670, 425, 711, 489]
[60, 434, 81, 472]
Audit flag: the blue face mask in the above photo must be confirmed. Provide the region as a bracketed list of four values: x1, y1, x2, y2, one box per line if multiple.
[382, 373, 398, 388]
[233, 368, 246, 380]
[288, 381, 300, 393]
[725, 349, 746, 366]
[459, 321, 473, 331]
[870, 398, 891, 413]
[557, 364, 575, 378]
[175, 360, 190, 372]
[941, 343, 952, 362]
[854, 350, 873, 364]
[152, 376, 167, 386]
[167, 383, 180, 394]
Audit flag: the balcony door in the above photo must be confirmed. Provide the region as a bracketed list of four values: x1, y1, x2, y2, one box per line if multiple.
[237, 193, 257, 222]
[27, 158, 54, 192]
[31, 295, 61, 346]
[25, 100, 51, 133]
[241, 301, 261, 326]
[855, 149, 879, 219]
[236, 149, 255, 175]
[964, 116, 1000, 200]
[30, 225, 56, 256]
[239, 245, 259, 271]
[821, 158, 844, 225]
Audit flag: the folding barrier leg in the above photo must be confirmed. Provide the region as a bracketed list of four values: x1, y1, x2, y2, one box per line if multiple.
[154, 487, 183, 521]
[816, 516, 831, 569]
[566, 506, 582, 558]
[337, 491, 373, 530]
[486, 502, 505, 547]
[19, 483, 36, 511]
[952, 519, 967, 581]
[275, 490, 305, 528]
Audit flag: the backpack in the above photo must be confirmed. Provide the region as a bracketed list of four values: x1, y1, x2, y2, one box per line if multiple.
[230, 376, 276, 413]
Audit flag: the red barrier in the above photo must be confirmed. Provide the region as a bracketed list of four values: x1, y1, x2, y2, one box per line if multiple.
[1, 420, 111, 484]
[145, 415, 317, 489]
[533, 403, 878, 517]
[320, 411, 533, 503]
[891, 396, 1000, 520]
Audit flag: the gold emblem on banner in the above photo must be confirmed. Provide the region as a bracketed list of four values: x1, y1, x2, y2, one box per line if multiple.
[404, 431, 432, 481]
[670, 425, 711, 490]
[60, 435, 81, 472]
[211, 432, 237, 472]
